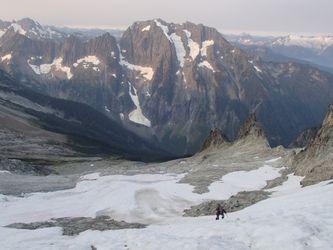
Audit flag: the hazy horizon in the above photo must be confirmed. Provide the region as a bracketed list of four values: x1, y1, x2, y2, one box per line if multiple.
[1, 0, 332, 36]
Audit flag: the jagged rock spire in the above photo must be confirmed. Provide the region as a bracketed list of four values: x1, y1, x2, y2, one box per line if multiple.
[201, 128, 229, 151]
[237, 113, 266, 140]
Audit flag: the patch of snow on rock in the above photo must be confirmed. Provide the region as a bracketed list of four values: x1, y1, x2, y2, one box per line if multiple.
[9, 23, 26, 35]
[121, 61, 154, 81]
[1, 54, 12, 63]
[142, 25, 151, 32]
[104, 106, 111, 112]
[198, 60, 215, 72]
[128, 83, 151, 127]
[184, 30, 200, 60]
[74, 55, 101, 69]
[154, 20, 171, 42]
[201, 40, 214, 57]
[119, 48, 154, 81]
[28, 57, 73, 79]
[248, 60, 262, 73]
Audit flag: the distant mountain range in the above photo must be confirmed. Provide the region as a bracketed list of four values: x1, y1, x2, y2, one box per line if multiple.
[226, 33, 333, 73]
[1, 17, 333, 157]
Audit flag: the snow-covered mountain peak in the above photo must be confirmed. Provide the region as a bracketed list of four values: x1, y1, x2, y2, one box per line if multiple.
[227, 33, 333, 52]
[0, 18, 64, 40]
[273, 35, 333, 51]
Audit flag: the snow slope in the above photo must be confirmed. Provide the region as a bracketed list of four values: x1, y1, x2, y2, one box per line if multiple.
[0, 164, 281, 226]
[0, 157, 332, 249]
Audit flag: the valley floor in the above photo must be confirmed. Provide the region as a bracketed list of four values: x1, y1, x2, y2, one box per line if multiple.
[0, 155, 332, 249]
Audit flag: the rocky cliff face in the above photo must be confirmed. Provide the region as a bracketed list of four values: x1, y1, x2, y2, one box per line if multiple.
[288, 127, 318, 148]
[1, 18, 333, 155]
[293, 105, 333, 186]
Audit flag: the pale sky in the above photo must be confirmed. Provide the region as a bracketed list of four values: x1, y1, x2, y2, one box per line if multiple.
[1, 0, 332, 36]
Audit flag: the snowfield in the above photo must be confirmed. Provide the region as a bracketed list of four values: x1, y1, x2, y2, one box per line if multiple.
[0, 157, 332, 249]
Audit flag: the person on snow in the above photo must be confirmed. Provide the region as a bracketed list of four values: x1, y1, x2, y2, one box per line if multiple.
[215, 204, 227, 220]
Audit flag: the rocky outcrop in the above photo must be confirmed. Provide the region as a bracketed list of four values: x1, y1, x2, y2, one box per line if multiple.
[183, 190, 269, 217]
[6, 216, 146, 236]
[200, 128, 230, 151]
[293, 105, 333, 186]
